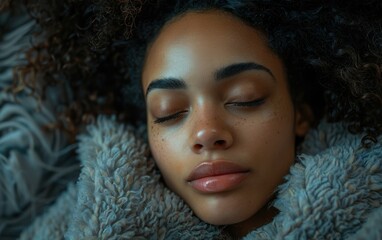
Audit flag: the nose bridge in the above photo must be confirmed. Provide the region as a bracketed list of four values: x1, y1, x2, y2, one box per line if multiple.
[193, 97, 224, 131]
[197, 102, 221, 127]
[191, 101, 233, 152]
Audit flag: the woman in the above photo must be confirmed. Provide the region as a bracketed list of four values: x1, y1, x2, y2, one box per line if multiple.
[3, 0, 382, 239]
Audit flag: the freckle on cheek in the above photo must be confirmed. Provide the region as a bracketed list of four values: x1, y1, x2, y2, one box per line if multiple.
[235, 118, 245, 126]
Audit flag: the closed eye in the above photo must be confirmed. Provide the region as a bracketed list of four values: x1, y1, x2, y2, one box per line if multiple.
[154, 99, 264, 124]
[153, 110, 188, 124]
[226, 98, 265, 107]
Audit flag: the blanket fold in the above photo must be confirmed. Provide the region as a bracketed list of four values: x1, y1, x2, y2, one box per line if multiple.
[34, 117, 222, 240]
[20, 117, 382, 239]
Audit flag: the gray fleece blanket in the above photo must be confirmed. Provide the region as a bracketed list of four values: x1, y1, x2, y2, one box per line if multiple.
[2, 6, 382, 240]
[0, 8, 78, 238]
[19, 117, 382, 239]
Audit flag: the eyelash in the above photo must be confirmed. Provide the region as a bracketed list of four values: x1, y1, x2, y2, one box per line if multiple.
[153, 98, 265, 124]
[227, 98, 265, 107]
[154, 111, 188, 124]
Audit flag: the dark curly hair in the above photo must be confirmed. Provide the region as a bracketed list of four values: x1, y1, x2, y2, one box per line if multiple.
[15, 0, 382, 146]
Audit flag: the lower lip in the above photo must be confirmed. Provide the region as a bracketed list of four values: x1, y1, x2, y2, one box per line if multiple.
[188, 172, 249, 193]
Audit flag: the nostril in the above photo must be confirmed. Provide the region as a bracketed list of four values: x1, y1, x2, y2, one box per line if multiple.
[215, 140, 226, 146]
[194, 144, 203, 151]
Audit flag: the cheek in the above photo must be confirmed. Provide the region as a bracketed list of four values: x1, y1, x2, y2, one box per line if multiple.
[148, 122, 186, 186]
[238, 101, 296, 164]
[260, 91, 295, 144]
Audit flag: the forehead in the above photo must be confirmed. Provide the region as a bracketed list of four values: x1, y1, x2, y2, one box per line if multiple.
[142, 10, 283, 89]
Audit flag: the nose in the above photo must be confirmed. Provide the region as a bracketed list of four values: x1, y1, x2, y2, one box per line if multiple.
[192, 119, 233, 153]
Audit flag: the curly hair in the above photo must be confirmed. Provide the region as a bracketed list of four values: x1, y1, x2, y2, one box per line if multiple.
[15, 0, 382, 146]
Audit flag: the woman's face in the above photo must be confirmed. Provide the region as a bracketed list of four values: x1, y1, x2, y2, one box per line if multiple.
[142, 10, 308, 227]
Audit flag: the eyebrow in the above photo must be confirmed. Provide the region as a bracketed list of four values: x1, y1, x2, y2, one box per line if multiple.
[145, 62, 274, 96]
[146, 77, 186, 96]
[215, 62, 275, 81]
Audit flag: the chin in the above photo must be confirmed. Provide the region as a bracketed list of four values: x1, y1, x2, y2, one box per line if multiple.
[197, 209, 251, 226]
[190, 195, 260, 226]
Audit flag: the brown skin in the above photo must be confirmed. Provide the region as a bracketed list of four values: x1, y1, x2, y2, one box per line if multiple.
[142, 10, 310, 238]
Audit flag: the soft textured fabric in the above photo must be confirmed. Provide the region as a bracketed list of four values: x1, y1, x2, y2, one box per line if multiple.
[0, 8, 79, 238]
[2, 7, 381, 240]
[21, 117, 224, 240]
[19, 116, 382, 239]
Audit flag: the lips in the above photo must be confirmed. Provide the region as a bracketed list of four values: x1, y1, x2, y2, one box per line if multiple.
[186, 161, 249, 193]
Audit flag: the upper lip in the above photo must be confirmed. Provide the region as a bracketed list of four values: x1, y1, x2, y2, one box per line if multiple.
[186, 160, 250, 181]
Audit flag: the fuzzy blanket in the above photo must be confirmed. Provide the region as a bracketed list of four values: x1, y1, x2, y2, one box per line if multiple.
[0, 8, 79, 238]
[19, 117, 382, 239]
[2, 5, 381, 240]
